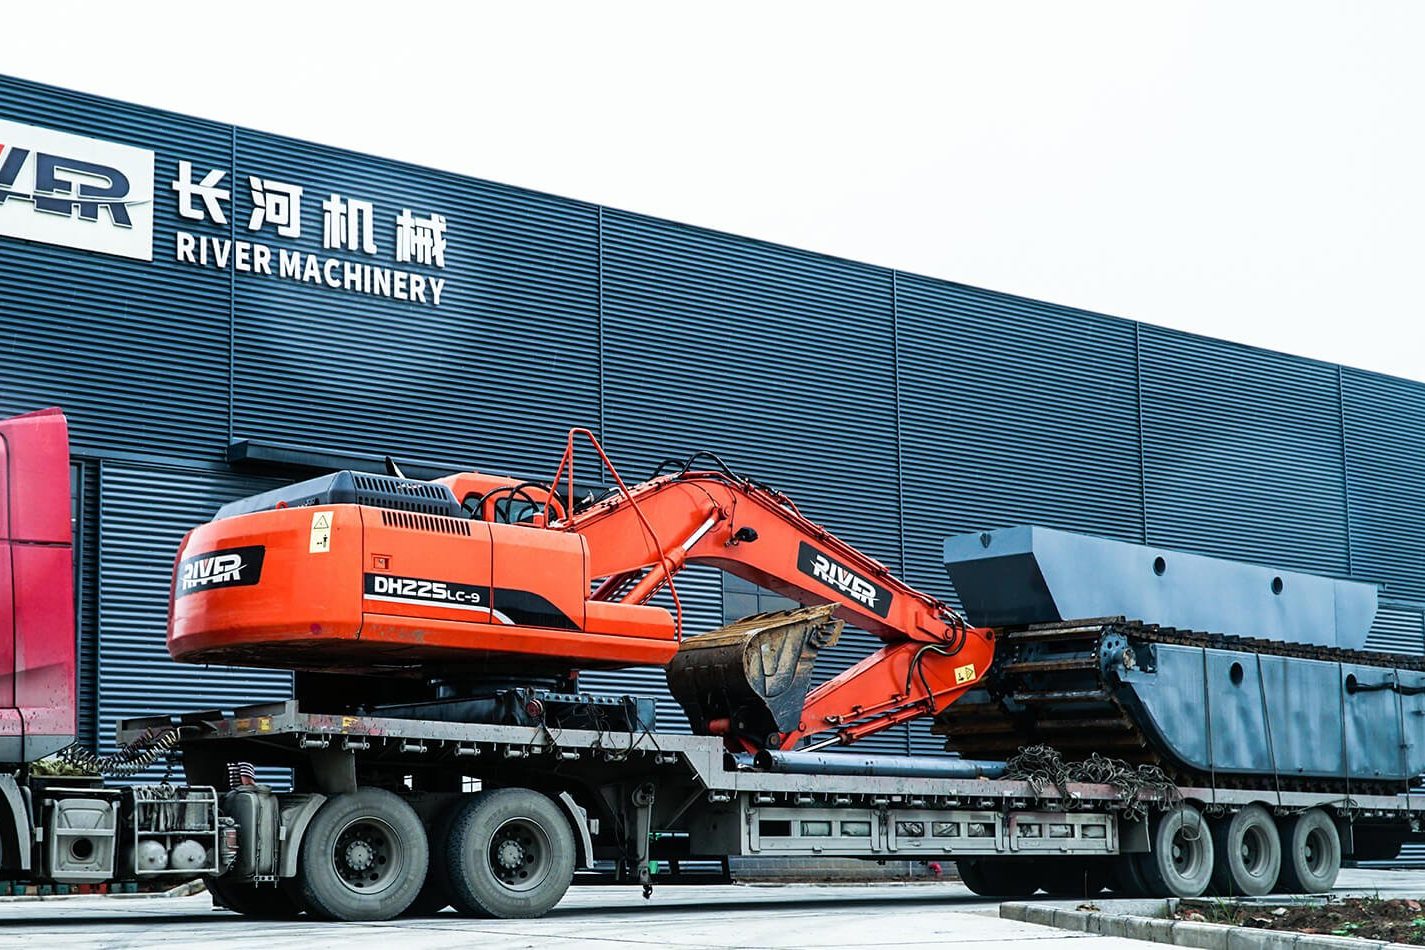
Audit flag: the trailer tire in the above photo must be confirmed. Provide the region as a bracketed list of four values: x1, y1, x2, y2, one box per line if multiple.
[1209, 805, 1280, 896]
[1134, 804, 1214, 898]
[955, 858, 1038, 898]
[292, 787, 428, 921]
[440, 788, 575, 919]
[1277, 809, 1340, 894]
[205, 876, 303, 918]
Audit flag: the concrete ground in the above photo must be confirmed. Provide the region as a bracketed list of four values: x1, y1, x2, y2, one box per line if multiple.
[1, 868, 1422, 950]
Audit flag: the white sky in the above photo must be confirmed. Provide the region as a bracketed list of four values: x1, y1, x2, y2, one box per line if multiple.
[7, 1, 1423, 382]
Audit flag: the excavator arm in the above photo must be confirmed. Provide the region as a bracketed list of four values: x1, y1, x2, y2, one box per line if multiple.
[550, 432, 997, 752]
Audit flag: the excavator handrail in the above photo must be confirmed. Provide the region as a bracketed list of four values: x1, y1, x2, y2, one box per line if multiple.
[545, 428, 685, 639]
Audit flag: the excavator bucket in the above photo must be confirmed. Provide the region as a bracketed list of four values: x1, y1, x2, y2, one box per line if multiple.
[666, 604, 842, 747]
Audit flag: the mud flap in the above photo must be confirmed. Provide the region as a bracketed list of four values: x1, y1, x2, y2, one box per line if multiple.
[666, 604, 842, 747]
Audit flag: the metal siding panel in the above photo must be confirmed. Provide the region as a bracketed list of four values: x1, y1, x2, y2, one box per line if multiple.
[1365, 602, 1425, 657]
[599, 210, 903, 570]
[1139, 327, 1349, 576]
[97, 464, 291, 754]
[896, 276, 1144, 601]
[75, 460, 100, 749]
[230, 129, 601, 475]
[1342, 369, 1425, 603]
[0, 76, 234, 459]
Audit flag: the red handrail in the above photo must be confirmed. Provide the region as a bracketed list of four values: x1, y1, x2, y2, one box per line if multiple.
[545, 428, 684, 639]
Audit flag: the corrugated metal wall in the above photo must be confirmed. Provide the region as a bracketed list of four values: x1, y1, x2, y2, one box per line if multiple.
[96, 465, 292, 753]
[230, 130, 602, 476]
[2, 73, 1424, 780]
[1138, 328, 1351, 576]
[0, 78, 235, 461]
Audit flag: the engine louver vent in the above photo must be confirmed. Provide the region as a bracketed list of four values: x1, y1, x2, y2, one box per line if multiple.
[380, 509, 473, 536]
[351, 474, 462, 516]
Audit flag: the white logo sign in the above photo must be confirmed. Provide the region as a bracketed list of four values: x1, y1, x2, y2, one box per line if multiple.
[0, 119, 154, 260]
[811, 553, 879, 610]
[171, 162, 450, 307]
[180, 552, 245, 590]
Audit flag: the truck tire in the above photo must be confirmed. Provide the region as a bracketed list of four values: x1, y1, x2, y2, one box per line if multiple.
[204, 876, 303, 918]
[292, 787, 429, 921]
[955, 858, 1038, 897]
[439, 788, 575, 919]
[1209, 805, 1281, 896]
[1134, 804, 1214, 898]
[1277, 809, 1341, 894]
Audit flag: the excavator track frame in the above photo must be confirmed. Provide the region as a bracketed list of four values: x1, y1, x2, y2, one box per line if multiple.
[935, 616, 1425, 795]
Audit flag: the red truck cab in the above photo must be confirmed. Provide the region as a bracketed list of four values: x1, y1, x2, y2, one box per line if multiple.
[0, 407, 76, 765]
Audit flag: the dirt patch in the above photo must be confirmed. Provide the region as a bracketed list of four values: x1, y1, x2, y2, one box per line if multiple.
[1178, 896, 1425, 944]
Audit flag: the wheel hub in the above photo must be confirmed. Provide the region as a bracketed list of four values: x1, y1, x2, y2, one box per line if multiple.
[496, 839, 525, 870]
[345, 838, 375, 871]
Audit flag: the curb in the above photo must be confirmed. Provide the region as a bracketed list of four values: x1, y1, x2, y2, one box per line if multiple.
[0, 878, 205, 903]
[1001, 900, 1417, 950]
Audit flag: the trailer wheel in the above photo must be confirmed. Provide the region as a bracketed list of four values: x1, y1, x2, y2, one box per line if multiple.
[204, 876, 303, 918]
[292, 787, 429, 921]
[1277, 809, 1340, 894]
[1209, 805, 1281, 896]
[440, 788, 575, 919]
[955, 858, 1038, 897]
[1134, 804, 1214, 898]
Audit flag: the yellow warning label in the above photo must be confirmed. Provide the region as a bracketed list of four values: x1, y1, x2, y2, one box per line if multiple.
[954, 663, 977, 685]
[310, 510, 333, 554]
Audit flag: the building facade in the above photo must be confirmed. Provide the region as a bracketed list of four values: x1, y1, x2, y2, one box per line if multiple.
[2, 74, 1423, 762]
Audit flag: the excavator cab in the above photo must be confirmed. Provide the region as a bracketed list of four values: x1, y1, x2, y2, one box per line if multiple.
[438, 473, 564, 526]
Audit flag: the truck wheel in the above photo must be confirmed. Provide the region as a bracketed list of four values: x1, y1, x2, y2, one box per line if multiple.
[1277, 809, 1340, 894]
[1209, 805, 1281, 896]
[205, 876, 304, 918]
[292, 787, 428, 921]
[440, 788, 575, 919]
[1134, 804, 1214, 898]
[955, 858, 1038, 897]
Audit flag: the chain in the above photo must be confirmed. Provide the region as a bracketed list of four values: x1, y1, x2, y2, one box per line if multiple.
[53, 728, 181, 778]
[1003, 744, 1181, 821]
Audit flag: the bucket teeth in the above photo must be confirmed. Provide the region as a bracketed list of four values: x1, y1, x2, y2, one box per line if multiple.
[666, 604, 843, 745]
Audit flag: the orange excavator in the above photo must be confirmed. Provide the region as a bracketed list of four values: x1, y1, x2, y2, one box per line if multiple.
[170, 429, 994, 752]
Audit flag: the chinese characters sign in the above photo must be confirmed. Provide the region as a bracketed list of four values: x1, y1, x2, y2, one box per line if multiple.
[171, 162, 450, 306]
